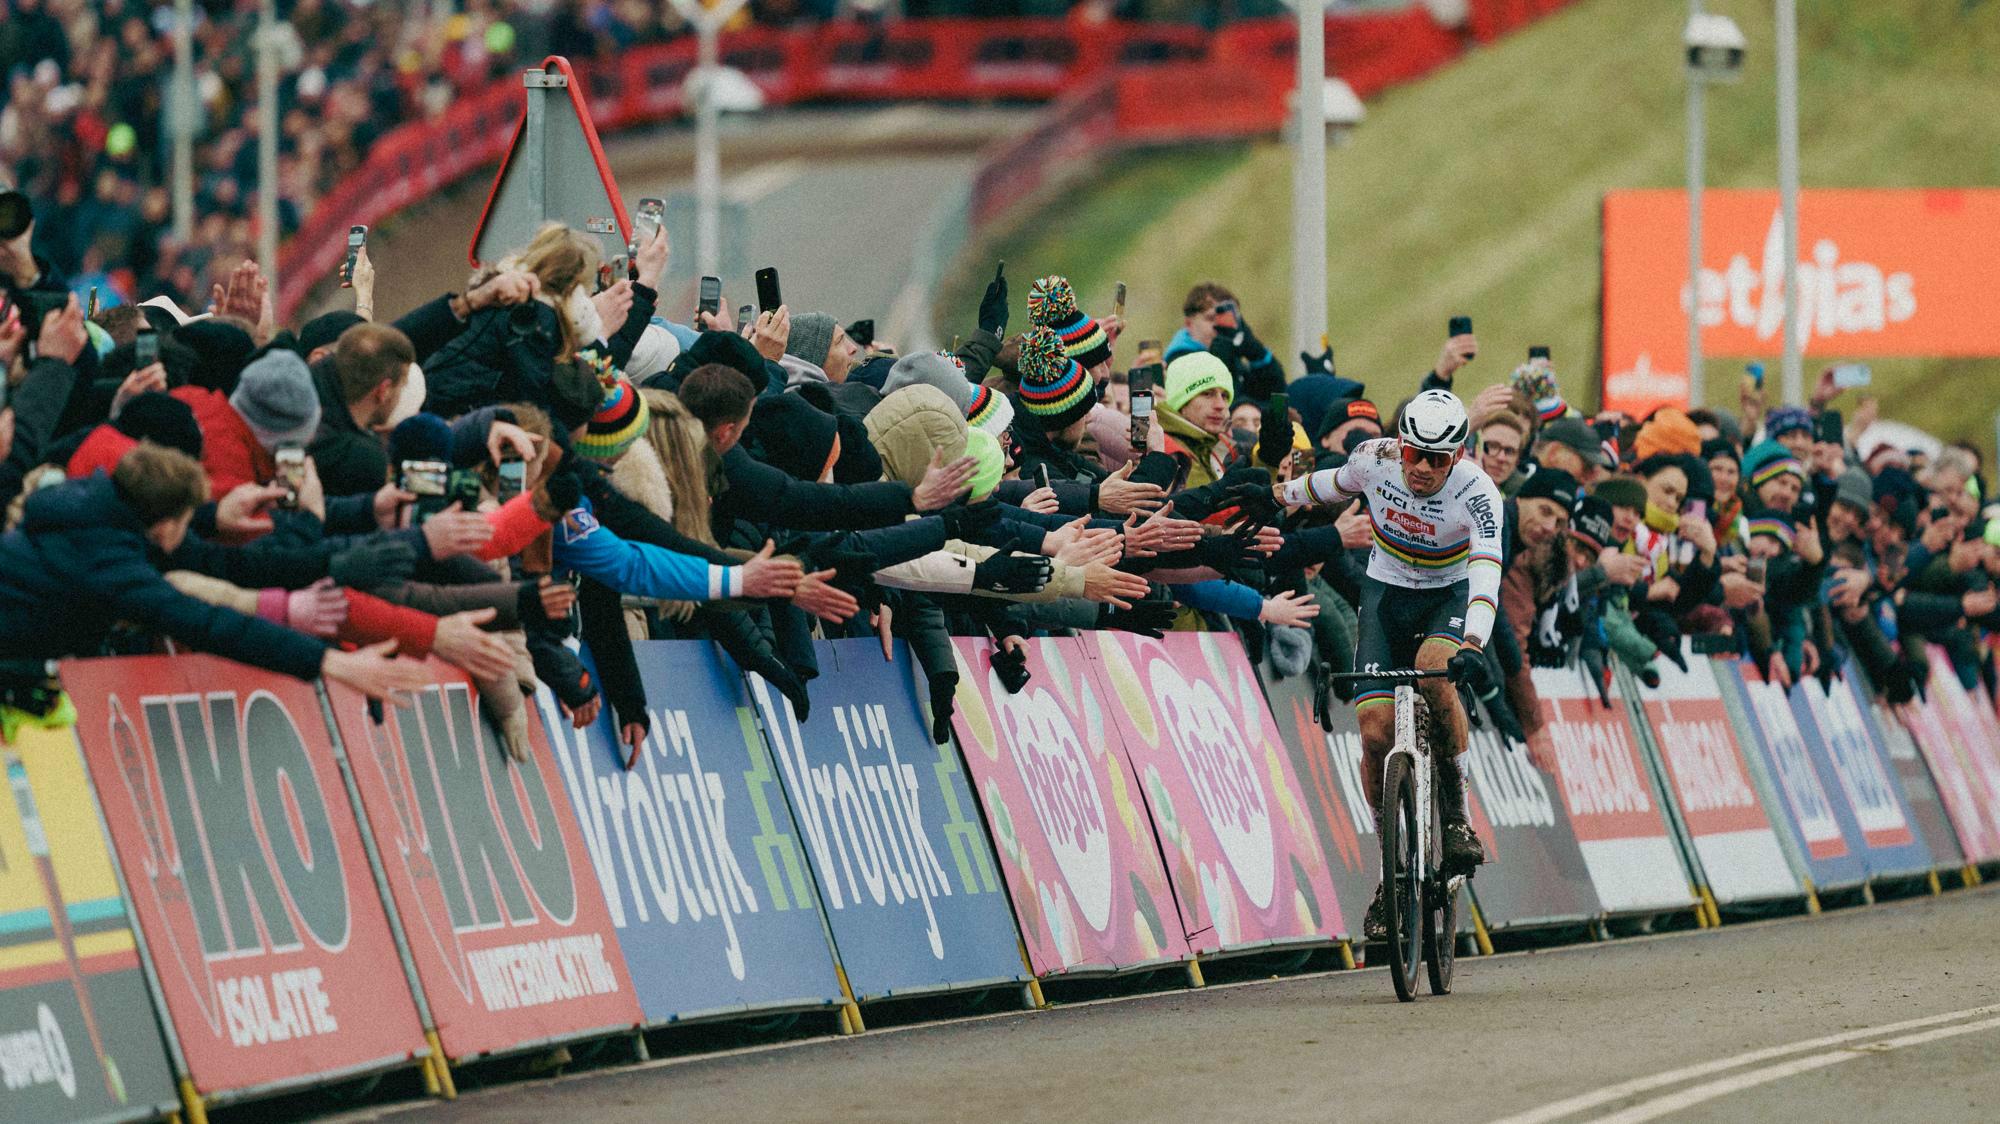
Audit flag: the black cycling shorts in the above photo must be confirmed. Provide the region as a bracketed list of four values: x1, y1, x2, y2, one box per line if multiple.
[1351, 574, 1468, 709]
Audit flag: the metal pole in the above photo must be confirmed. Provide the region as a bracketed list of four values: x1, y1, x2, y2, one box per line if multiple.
[1290, 0, 1327, 374]
[1684, 0, 1706, 409]
[255, 0, 279, 282]
[171, 0, 194, 244]
[694, 21, 721, 279]
[1775, 0, 1802, 405]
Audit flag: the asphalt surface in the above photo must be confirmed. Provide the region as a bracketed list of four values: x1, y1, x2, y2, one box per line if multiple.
[320, 106, 1019, 347]
[340, 883, 2000, 1124]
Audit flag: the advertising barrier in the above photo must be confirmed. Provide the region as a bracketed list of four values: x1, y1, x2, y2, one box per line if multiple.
[1633, 653, 1801, 905]
[324, 665, 640, 1062]
[1090, 633, 1341, 952]
[1791, 672, 1934, 880]
[540, 643, 845, 1026]
[1457, 727, 1602, 930]
[0, 726, 177, 1124]
[1714, 663, 1868, 891]
[61, 657, 430, 1100]
[949, 638, 1191, 977]
[1915, 647, 2000, 863]
[1600, 188, 2000, 416]
[1854, 678, 1964, 874]
[1533, 667, 1695, 915]
[747, 639, 1025, 1001]
[1257, 668, 1386, 941]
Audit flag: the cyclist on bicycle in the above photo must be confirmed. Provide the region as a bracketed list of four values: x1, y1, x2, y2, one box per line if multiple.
[1277, 388, 1504, 940]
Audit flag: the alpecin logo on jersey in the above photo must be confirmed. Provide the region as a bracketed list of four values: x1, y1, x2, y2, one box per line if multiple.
[1383, 508, 1438, 537]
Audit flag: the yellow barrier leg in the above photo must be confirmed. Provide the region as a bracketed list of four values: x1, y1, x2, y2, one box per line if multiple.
[1803, 876, 1822, 915]
[1703, 887, 1723, 928]
[177, 1078, 209, 1124]
[425, 1030, 457, 1100]
[834, 965, 866, 1035]
[1965, 864, 1984, 888]
[1185, 956, 1206, 988]
[1929, 870, 1943, 896]
[1691, 885, 1710, 929]
[1016, 941, 1048, 1010]
[420, 1054, 440, 1097]
[1467, 898, 1495, 957]
[1337, 941, 1356, 970]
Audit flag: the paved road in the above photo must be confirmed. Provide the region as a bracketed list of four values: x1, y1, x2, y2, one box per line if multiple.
[317, 107, 1016, 349]
[342, 885, 2000, 1123]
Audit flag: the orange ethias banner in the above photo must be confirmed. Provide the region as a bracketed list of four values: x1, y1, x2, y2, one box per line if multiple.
[1600, 188, 2000, 417]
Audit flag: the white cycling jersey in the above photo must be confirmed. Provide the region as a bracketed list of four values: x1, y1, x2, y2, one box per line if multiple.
[1282, 437, 1505, 646]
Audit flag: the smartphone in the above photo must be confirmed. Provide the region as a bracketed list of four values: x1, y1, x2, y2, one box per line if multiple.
[447, 469, 483, 515]
[1832, 363, 1872, 389]
[1112, 281, 1127, 319]
[755, 267, 782, 313]
[698, 275, 722, 317]
[400, 459, 451, 524]
[1448, 316, 1473, 360]
[133, 325, 158, 369]
[1136, 338, 1161, 357]
[274, 445, 306, 509]
[1685, 498, 1708, 524]
[1528, 345, 1551, 361]
[496, 453, 526, 502]
[1746, 361, 1765, 389]
[736, 303, 754, 333]
[1036, 464, 1051, 491]
[1212, 300, 1238, 330]
[86, 286, 98, 319]
[1746, 557, 1767, 585]
[341, 225, 367, 288]
[597, 261, 615, 293]
[1129, 363, 1159, 453]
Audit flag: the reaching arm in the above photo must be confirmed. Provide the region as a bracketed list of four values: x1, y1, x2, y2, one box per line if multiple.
[553, 501, 742, 601]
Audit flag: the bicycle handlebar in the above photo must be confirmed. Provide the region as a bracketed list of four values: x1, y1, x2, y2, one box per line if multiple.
[1324, 668, 1457, 684]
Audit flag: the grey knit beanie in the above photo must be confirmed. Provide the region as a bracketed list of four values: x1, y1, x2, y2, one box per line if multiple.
[229, 349, 322, 449]
[786, 312, 837, 370]
[881, 350, 972, 412]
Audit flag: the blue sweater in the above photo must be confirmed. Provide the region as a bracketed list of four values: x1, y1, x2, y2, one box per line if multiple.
[553, 495, 742, 601]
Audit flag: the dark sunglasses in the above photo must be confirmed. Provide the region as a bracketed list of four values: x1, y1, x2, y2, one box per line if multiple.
[1401, 445, 1457, 470]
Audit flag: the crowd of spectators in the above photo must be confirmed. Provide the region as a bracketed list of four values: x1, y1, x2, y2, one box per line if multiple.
[0, 171, 1989, 773]
[0, 0, 1311, 318]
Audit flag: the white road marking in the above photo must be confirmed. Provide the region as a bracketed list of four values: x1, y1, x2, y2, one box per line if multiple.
[1586, 1014, 2000, 1123]
[1486, 1002, 2000, 1124]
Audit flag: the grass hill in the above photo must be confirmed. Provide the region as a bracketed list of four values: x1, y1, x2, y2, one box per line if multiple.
[941, 0, 2000, 457]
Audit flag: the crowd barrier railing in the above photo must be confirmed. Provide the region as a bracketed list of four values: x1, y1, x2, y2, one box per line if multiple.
[16, 621, 1996, 1122]
[274, 2, 1564, 321]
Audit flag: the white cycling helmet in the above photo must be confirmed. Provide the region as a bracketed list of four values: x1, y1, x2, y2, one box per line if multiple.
[1399, 389, 1470, 453]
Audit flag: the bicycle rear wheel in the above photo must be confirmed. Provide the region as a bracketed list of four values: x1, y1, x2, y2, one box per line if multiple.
[1425, 874, 1458, 995]
[1379, 753, 1422, 1002]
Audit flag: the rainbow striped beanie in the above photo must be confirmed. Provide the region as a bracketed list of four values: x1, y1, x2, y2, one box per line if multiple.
[1015, 327, 1096, 432]
[1026, 275, 1112, 370]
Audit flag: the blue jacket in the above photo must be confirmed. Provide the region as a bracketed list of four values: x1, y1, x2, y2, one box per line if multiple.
[0, 475, 327, 678]
[552, 495, 742, 601]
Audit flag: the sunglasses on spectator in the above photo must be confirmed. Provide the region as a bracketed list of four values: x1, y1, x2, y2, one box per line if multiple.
[1401, 445, 1457, 470]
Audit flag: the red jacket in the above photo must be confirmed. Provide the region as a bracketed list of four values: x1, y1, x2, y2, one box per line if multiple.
[171, 386, 273, 495]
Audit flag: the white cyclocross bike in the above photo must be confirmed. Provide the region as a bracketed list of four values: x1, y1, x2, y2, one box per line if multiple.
[1329, 666, 1469, 1002]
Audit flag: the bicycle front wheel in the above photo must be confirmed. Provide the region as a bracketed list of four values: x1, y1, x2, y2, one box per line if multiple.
[1379, 754, 1422, 1002]
[1425, 874, 1458, 995]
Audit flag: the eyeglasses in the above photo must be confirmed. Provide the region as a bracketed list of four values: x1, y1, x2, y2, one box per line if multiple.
[1482, 440, 1520, 458]
[1401, 445, 1457, 470]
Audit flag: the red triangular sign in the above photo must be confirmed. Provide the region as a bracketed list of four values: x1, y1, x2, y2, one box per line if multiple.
[469, 56, 630, 268]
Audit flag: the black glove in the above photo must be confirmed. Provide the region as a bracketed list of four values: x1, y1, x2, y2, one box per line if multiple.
[991, 643, 1031, 695]
[527, 633, 596, 709]
[1193, 531, 1254, 575]
[1637, 665, 1662, 689]
[1224, 481, 1281, 526]
[977, 264, 1008, 335]
[1299, 346, 1335, 377]
[1256, 398, 1291, 468]
[972, 542, 1052, 595]
[1481, 686, 1528, 747]
[1235, 316, 1270, 363]
[330, 538, 417, 588]
[1311, 659, 1335, 732]
[1447, 645, 1498, 700]
[542, 469, 582, 516]
[765, 663, 812, 723]
[928, 670, 960, 744]
[1633, 612, 1688, 672]
[802, 542, 878, 589]
[940, 499, 1005, 544]
[1099, 598, 1175, 638]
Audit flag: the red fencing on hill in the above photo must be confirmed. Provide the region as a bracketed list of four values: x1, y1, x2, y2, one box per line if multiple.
[276, 3, 1572, 320]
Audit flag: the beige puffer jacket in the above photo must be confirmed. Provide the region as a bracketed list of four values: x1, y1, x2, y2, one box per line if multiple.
[863, 385, 1086, 602]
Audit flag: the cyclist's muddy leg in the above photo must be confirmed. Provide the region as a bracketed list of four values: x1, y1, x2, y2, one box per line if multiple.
[1356, 698, 1395, 813]
[1414, 638, 1468, 757]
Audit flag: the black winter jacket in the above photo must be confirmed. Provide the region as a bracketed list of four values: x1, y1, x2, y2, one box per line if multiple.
[0, 476, 327, 678]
